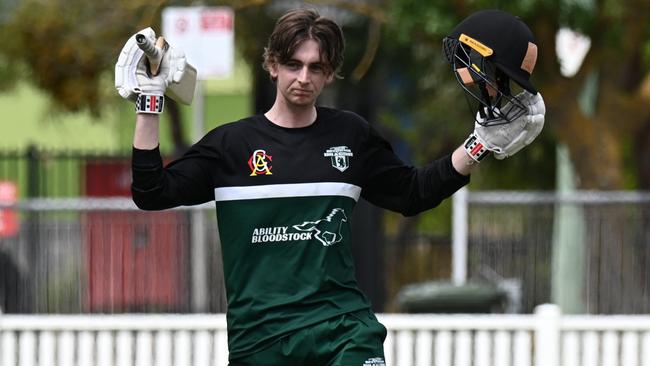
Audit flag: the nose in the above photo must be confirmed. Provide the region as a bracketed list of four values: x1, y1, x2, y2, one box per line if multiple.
[297, 66, 309, 83]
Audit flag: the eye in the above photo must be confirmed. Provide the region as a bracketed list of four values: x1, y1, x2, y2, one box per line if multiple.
[309, 64, 324, 73]
[285, 61, 301, 70]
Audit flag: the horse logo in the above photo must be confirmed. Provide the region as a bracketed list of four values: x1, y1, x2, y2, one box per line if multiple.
[293, 208, 348, 246]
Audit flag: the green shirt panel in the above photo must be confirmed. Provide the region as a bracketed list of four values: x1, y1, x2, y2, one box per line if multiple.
[216, 194, 370, 357]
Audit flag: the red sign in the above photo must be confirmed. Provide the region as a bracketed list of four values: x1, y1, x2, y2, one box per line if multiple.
[0, 181, 18, 238]
[200, 10, 233, 31]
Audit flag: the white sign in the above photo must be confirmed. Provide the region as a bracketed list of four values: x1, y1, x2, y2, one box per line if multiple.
[162, 6, 234, 80]
[555, 27, 591, 78]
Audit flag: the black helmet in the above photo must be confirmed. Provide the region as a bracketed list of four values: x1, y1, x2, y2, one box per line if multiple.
[443, 10, 538, 125]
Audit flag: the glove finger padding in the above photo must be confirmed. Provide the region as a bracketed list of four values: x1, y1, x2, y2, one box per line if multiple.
[115, 27, 189, 101]
[475, 92, 545, 160]
[492, 113, 544, 160]
[492, 110, 545, 158]
[523, 91, 546, 116]
[133, 42, 170, 96]
[167, 47, 187, 84]
[115, 28, 155, 101]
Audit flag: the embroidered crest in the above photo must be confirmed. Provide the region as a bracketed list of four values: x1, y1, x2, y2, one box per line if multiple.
[324, 146, 353, 172]
[248, 149, 273, 176]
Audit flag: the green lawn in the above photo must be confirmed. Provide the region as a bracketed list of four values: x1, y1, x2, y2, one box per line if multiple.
[0, 60, 253, 153]
[0, 70, 252, 198]
[0, 83, 123, 151]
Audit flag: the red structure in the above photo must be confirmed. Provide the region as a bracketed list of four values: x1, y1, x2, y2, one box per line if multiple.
[0, 181, 18, 238]
[84, 160, 188, 312]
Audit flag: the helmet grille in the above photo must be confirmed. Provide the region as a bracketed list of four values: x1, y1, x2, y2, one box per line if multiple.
[443, 36, 527, 126]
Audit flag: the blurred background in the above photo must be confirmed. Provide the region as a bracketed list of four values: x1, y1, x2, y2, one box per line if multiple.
[0, 0, 649, 318]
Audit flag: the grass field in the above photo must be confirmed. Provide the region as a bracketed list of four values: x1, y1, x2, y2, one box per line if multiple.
[0, 83, 123, 151]
[0, 61, 253, 152]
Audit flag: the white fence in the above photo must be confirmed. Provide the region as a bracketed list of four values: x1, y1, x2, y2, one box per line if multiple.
[3, 304, 650, 366]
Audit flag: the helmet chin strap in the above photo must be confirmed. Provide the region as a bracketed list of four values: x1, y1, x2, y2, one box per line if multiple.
[476, 69, 513, 122]
[496, 69, 511, 97]
[477, 81, 496, 120]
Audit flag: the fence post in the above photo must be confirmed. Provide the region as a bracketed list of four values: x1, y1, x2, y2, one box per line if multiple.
[190, 83, 209, 313]
[534, 304, 561, 366]
[191, 208, 208, 312]
[25, 145, 41, 312]
[26, 145, 40, 198]
[452, 187, 468, 285]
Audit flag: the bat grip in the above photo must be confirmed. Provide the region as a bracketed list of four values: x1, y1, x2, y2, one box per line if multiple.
[135, 34, 163, 76]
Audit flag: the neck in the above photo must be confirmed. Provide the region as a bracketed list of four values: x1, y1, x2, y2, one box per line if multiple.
[265, 99, 317, 128]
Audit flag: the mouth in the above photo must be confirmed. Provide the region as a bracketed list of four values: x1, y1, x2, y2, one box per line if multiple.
[292, 89, 312, 96]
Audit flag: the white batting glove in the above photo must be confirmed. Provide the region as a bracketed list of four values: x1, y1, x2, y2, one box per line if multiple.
[114, 28, 188, 113]
[464, 91, 545, 162]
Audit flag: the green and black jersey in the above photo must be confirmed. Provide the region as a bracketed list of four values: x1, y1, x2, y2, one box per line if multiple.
[131, 107, 469, 359]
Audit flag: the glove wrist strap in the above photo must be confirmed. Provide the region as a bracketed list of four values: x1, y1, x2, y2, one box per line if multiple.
[464, 133, 490, 163]
[135, 94, 164, 114]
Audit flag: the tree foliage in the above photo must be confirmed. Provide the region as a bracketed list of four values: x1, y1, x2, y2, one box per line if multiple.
[1, 0, 649, 189]
[0, 0, 169, 115]
[385, 0, 650, 189]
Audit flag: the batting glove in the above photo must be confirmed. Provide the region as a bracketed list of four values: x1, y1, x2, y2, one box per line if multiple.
[115, 27, 188, 114]
[464, 91, 545, 162]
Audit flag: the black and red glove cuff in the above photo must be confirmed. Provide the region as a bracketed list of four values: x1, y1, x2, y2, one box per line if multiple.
[135, 93, 164, 114]
[464, 133, 491, 163]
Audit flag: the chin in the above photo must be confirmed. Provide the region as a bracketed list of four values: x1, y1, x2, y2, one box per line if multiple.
[289, 97, 315, 106]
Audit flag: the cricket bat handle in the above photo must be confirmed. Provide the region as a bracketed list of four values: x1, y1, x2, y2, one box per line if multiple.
[135, 34, 166, 76]
[134, 32, 197, 105]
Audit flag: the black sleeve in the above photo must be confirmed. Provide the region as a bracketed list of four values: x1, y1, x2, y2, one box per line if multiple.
[360, 125, 470, 216]
[131, 137, 219, 210]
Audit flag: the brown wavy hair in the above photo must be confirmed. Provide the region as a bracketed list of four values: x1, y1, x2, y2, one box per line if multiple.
[263, 8, 345, 80]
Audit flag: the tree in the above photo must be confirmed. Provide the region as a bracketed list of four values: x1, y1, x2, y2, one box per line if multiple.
[4, 0, 648, 186]
[386, 0, 650, 189]
[0, 0, 190, 153]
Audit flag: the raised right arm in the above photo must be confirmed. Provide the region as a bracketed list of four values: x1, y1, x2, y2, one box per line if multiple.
[134, 113, 160, 150]
[116, 28, 213, 210]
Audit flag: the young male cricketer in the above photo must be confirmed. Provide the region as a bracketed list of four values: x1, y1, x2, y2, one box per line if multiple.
[115, 8, 545, 366]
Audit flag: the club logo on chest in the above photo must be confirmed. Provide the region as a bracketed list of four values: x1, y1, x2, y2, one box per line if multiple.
[324, 146, 353, 172]
[248, 149, 273, 176]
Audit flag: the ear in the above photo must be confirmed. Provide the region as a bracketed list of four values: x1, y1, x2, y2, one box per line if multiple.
[268, 62, 279, 80]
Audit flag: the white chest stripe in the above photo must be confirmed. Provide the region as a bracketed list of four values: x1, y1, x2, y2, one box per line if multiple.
[214, 182, 361, 202]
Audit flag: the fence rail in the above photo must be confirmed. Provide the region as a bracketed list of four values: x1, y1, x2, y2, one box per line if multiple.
[3, 191, 650, 314]
[0, 198, 213, 211]
[466, 190, 650, 204]
[3, 304, 650, 366]
[452, 188, 650, 314]
[0, 197, 222, 314]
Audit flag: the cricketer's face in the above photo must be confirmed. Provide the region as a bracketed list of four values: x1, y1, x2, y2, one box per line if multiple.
[270, 39, 334, 107]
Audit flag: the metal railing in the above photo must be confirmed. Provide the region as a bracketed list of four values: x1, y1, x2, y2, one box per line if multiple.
[452, 189, 650, 314]
[0, 148, 132, 198]
[0, 198, 224, 314]
[3, 190, 650, 315]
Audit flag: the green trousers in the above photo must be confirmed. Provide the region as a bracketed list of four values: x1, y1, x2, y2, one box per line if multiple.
[229, 309, 387, 366]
